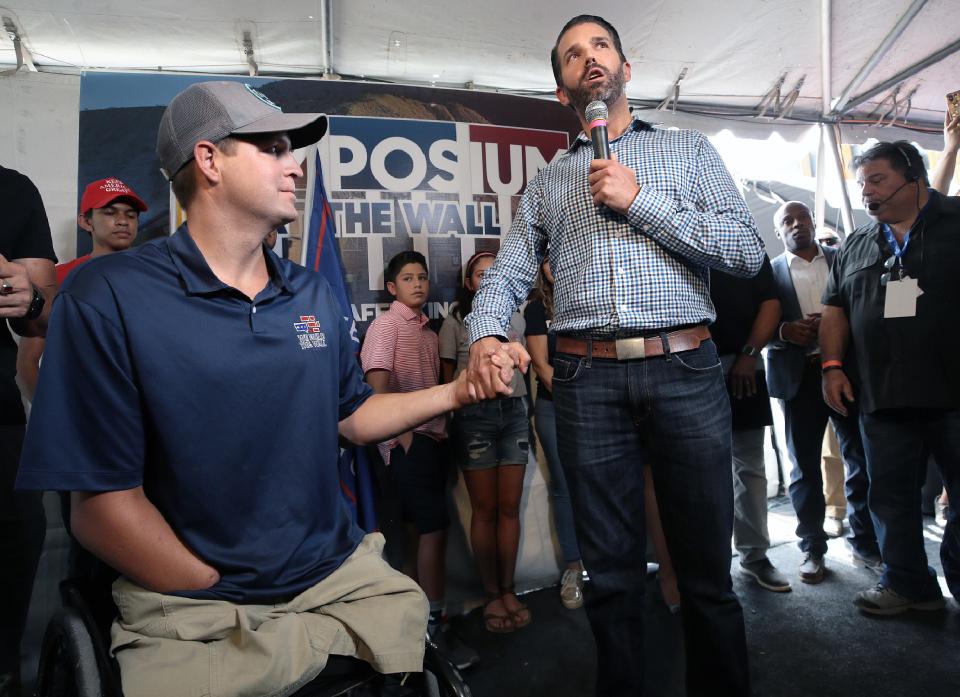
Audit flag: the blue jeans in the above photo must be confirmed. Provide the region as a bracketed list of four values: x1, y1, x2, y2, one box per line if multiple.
[860, 408, 960, 601]
[534, 397, 581, 564]
[450, 397, 529, 470]
[552, 339, 749, 697]
[780, 362, 877, 558]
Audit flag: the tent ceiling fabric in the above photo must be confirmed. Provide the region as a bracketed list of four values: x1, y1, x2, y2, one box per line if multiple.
[1, 0, 957, 136]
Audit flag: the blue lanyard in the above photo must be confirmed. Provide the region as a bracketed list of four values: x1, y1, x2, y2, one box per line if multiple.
[882, 191, 933, 258]
[882, 224, 910, 259]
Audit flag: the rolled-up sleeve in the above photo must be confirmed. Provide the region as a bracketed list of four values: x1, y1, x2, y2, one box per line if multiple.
[465, 179, 547, 343]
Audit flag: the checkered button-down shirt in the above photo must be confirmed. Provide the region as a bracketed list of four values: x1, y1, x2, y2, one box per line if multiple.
[465, 117, 764, 341]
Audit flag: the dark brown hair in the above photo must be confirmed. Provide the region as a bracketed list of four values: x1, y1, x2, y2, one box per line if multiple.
[550, 15, 626, 86]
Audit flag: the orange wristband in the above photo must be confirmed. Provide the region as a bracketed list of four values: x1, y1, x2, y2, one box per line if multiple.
[821, 359, 843, 370]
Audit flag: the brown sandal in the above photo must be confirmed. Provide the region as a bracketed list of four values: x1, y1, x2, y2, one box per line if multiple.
[483, 593, 515, 634]
[500, 586, 532, 629]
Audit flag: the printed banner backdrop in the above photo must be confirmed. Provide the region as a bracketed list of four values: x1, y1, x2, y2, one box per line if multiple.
[306, 151, 376, 532]
[77, 72, 581, 601]
[78, 73, 577, 336]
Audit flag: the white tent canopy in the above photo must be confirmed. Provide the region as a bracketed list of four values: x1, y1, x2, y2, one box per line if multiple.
[2, 0, 957, 137]
[2, 0, 958, 237]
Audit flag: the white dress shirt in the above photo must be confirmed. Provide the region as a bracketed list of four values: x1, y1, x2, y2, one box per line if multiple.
[786, 244, 829, 318]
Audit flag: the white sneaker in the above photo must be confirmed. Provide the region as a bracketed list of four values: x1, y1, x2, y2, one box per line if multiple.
[560, 568, 584, 609]
[935, 499, 949, 527]
[824, 516, 844, 538]
[853, 584, 945, 615]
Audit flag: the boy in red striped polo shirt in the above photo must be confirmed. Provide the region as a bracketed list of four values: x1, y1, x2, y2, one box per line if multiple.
[360, 251, 477, 669]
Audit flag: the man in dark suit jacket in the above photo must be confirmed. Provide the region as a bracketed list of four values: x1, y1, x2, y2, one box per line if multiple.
[765, 201, 879, 584]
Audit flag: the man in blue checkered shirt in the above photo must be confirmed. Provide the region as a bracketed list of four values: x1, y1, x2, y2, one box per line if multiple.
[465, 14, 763, 697]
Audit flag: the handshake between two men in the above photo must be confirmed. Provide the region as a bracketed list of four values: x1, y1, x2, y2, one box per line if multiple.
[461, 336, 532, 401]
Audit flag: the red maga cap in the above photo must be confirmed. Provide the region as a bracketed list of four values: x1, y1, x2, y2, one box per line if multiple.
[80, 178, 148, 215]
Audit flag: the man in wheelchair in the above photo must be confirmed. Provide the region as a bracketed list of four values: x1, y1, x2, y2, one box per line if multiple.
[17, 81, 514, 697]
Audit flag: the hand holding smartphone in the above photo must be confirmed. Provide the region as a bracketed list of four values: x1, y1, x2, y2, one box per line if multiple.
[947, 90, 960, 121]
[945, 91, 960, 156]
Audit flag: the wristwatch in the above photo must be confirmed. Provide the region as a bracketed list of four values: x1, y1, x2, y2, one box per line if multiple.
[741, 345, 759, 358]
[23, 285, 45, 321]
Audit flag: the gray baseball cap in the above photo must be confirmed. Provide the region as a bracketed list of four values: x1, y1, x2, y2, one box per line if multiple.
[156, 81, 328, 179]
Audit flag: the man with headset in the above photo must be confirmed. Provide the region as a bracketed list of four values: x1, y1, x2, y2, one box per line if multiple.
[820, 140, 959, 614]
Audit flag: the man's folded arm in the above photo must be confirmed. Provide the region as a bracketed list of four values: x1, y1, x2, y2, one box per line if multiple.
[71, 487, 220, 592]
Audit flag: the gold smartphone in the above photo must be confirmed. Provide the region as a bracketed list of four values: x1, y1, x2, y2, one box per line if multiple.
[948, 90, 960, 120]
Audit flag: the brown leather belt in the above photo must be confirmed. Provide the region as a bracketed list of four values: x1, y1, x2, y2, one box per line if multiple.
[556, 325, 711, 361]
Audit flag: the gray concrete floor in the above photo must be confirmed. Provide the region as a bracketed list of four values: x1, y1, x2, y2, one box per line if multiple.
[450, 498, 959, 697]
[18, 497, 959, 697]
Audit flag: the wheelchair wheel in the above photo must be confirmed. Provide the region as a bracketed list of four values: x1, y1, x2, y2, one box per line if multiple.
[35, 607, 103, 697]
[420, 643, 471, 697]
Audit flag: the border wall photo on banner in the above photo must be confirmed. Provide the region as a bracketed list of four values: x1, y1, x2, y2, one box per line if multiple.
[78, 73, 578, 336]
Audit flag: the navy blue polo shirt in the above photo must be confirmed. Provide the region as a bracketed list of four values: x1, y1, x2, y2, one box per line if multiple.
[18, 225, 371, 603]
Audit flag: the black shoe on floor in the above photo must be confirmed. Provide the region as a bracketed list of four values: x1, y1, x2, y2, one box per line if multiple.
[740, 558, 792, 592]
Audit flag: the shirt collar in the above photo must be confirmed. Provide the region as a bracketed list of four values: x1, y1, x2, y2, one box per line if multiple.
[569, 114, 654, 153]
[390, 300, 428, 325]
[785, 243, 824, 266]
[168, 224, 292, 296]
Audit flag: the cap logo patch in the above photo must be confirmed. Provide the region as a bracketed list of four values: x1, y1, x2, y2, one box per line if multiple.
[99, 178, 131, 194]
[244, 84, 281, 110]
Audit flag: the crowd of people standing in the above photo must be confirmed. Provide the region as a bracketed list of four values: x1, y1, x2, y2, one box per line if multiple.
[1, 12, 958, 697]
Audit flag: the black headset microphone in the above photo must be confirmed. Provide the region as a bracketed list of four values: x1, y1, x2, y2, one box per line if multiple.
[867, 180, 911, 212]
[867, 143, 920, 212]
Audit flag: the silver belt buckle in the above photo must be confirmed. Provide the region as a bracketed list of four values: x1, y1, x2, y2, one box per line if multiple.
[615, 336, 647, 360]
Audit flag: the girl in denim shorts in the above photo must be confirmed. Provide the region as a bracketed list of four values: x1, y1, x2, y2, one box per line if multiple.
[439, 251, 532, 634]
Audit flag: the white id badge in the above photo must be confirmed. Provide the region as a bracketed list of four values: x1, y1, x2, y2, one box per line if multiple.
[883, 277, 922, 318]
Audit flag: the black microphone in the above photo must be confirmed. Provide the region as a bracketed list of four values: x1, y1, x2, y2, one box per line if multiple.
[585, 101, 610, 160]
[867, 180, 911, 212]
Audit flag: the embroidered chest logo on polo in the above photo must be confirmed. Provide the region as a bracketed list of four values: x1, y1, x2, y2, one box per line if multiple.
[293, 315, 327, 350]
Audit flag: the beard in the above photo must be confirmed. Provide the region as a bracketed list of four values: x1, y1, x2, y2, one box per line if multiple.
[562, 61, 627, 115]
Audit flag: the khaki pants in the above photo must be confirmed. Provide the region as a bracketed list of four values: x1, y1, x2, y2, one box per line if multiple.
[111, 533, 427, 697]
[821, 423, 846, 519]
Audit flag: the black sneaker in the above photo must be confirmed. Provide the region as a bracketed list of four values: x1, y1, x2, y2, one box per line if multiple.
[740, 559, 792, 592]
[429, 627, 480, 670]
[0, 673, 18, 697]
[850, 548, 884, 576]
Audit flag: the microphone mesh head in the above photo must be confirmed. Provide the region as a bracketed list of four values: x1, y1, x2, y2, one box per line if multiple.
[585, 101, 608, 123]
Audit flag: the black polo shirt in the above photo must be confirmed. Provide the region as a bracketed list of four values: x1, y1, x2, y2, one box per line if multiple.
[710, 255, 777, 356]
[18, 225, 371, 602]
[710, 254, 777, 430]
[822, 189, 960, 414]
[0, 166, 56, 424]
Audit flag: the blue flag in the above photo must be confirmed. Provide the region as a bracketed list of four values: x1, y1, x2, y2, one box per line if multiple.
[306, 152, 377, 532]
